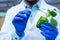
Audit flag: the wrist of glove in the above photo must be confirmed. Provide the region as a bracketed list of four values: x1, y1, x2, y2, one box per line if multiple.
[12, 10, 31, 37]
[39, 22, 58, 40]
[16, 31, 25, 37]
[46, 38, 55, 40]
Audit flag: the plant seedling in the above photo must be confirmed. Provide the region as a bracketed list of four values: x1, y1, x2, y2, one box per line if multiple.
[36, 8, 57, 28]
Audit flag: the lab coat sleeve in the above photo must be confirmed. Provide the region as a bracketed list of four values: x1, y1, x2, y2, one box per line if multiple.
[56, 17, 60, 40]
[55, 8, 60, 40]
[11, 31, 22, 40]
[0, 31, 22, 40]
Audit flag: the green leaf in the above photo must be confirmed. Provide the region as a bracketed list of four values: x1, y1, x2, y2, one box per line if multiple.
[36, 16, 48, 28]
[50, 17, 57, 28]
[48, 10, 57, 17]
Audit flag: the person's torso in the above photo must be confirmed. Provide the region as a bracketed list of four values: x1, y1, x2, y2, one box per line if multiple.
[1, 0, 60, 40]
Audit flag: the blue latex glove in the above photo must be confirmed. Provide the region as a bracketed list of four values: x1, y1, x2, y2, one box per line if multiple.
[12, 10, 31, 37]
[39, 22, 58, 40]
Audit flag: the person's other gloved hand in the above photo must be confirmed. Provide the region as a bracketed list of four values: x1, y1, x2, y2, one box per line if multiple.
[12, 10, 31, 37]
[39, 22, 58, 40]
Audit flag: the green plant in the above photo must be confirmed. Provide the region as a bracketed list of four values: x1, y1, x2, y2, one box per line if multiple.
[36, 8, 57, 28]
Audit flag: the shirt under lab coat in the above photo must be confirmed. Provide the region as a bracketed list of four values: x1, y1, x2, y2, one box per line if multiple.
[0, 0, 60, 40]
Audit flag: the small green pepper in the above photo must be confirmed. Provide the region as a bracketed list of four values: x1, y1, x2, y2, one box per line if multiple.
[36, 16, 48, 28]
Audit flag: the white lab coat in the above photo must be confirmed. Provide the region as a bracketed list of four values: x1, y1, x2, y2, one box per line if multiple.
[0, 0, 60, 40]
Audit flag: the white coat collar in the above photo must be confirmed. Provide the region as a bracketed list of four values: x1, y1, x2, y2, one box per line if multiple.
[20, 0, 54, 11]
[20, 0, 42, 8]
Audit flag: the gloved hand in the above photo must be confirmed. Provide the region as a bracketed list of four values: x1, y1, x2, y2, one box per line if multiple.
[39, 22, 58, 40]
[12, 10, 31, 37]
